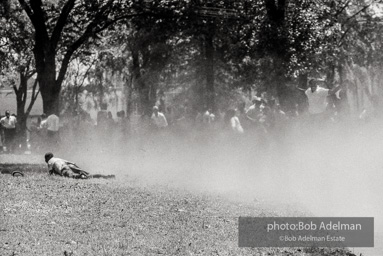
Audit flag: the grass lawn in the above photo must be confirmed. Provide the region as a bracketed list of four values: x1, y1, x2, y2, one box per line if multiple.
[0, 162, 354, 256]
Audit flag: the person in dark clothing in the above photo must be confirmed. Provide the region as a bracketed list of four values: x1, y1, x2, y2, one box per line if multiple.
[0, 110, 17, 153]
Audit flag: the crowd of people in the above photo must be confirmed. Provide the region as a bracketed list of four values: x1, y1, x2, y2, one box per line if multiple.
[0, 79, 380, 154]
[0, 111, 61, 154]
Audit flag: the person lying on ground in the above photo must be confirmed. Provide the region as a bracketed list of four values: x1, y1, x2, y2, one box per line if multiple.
[44, 152, 115, 179]
[45, 152, 89, 179]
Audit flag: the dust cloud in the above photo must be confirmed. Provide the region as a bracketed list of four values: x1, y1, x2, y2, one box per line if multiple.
[61, 119, 383, 228]
[58, 117, 382, 256]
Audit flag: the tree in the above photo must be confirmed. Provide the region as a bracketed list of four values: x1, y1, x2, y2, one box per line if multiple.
[112, 0, 189, 116]
[4, 0, 142, 115]
[0, 1, 39, 133]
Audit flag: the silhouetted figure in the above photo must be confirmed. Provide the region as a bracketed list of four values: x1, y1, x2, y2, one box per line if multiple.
[46, 113, 60, 147]
[151, 106, 168, 130]
[246, 97, 262, 126]
[297, 79, 342, 124]
[225, 109, 244, 134]
[0, 110, 17, 153]
[97, 103, 109, 132]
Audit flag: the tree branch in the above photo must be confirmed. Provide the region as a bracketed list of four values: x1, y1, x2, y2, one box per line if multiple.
[12, 83, 19, 95]
[334, 0, 352, 17]
[344, 4, 371, 25]
[79, 58, 97, 88]
[28, 0, 50, 42]
[56, 12, 144, 86]
[26, 79, 40, 115]
[17, 0, 33, 20]
[94, 13, 144, 34]
[51, 0, 76, 51]
[338, 26, 353, 46]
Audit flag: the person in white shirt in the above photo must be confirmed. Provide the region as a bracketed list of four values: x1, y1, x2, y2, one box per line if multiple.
[0, 110, 17, 153]
[151, 106, 168, 130]
[46, 114, 60, 132]
[45, 152, 88, 179]
[226, 109, 244, 134]
[44, 113, 60, 147]
[297, 79, 342, 120]
[40, 113, 48, 129]
[44, 152, 115, 179]
[246, 97, 262, 124]
[203, 109, 212, 124]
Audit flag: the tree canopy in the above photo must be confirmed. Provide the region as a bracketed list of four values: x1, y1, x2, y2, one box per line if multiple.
[1, 0, 383, 119]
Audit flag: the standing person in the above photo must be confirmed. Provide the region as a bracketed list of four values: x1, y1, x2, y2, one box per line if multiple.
[28, 116, 43, 152]
[225, 109, 244, 134]
[40, 113, 48, 128]
[107, 111, 115, 130]
[96, 103, 109, 148]
[202, 108, 212, 124]
[46, 113, 60, 147]
[39, 113, 49, 150]
[151, 106, 168, 130]
[297, 79, 341, 124]
[97, 103, 108, 132]
[246, 97, 262, 125]
[0, 110, 17, 153]
[117, 110, 129, 138]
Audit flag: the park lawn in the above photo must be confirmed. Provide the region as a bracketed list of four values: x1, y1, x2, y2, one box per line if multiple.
[1, 170, 353, 256]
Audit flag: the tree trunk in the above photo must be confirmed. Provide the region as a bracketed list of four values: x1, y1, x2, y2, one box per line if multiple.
[131, 47, 146, 116]
[126, 75, 134, 119]
[131, 46, 156, 117]
[337, 62, 349, 116]
[36, 50, 60, 115]
[264, 0, 291, 111]
[15, 75, 28, 139]
[14, 71, 39, 149]
[40, 81, 60, 115]
[205, 26, 215, 112]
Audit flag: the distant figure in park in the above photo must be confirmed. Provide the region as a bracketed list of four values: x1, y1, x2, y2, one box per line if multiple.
[151, 106, 168, 130]
[40, 113, 47, 128]
[0, 110, 17, 153]
[46, 113, 60, 146]
[297, 79, 342, 120]
[107, 111, 115, 130]
[28, 116, 43, 152]
[97, 103, 109, 132]
[226, 109, 244, 134]
[117, 110, 129, 137]
[203, 108, 213, 124]
[246, 97, 262, 125]
[45, 152, 89, 179]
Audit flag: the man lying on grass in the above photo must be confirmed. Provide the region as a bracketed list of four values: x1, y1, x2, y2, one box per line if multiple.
[44, 152, 115, 179]
[45, 152, 89, 179]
